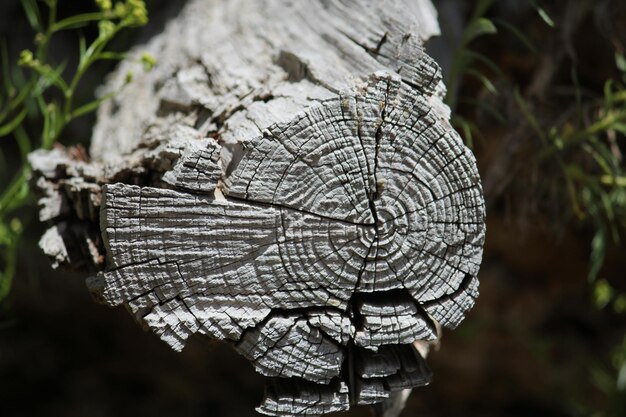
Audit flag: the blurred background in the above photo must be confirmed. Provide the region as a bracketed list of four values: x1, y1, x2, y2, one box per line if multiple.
[0, 1, 625, 416]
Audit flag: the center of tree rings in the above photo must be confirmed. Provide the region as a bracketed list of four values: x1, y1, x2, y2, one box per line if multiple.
[92, 74, 486, 415]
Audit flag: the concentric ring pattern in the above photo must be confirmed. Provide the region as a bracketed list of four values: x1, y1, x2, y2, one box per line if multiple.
[93, 73, 486, 415]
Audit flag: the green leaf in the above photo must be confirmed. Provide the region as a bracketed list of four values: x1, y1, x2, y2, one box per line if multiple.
[463, 18, 498, 45]
[536, 6, 555, 27]
[617, 362, 626, 391]
[589, 228, 607, 283]
[452, 115, 480, 149]
[616, 52, 626, 74]
[461, 124, 473, 149]
[0, 107, 27, 137]
[465, 68, 499, 95]
[582, 142, 616, 176]
[1, 172, 30, 213]
[0, 167, 29, 216]
[462, 50, 505, 78]
[514, 88, 547, 145]
[14, 125, 31, 159]
[33, 61, 68, 95]
[40, 100, 63, 149]
[458, 96, 506, 124]
[0, 148, 7, 187]
[20, 0, 42, 32]
[603, 79, 615, 105]
[591, 362, 616, 394]
[52, 12, 105, 32]
[36, 95, 51, 146]
[71, 91, 116, 119]
[0, 240, 17, 301]
[493, 18, 537, 53]
[0, 79, 34, 128]
[571, 67, 584, 126]
[613, 122, 626, 136]
[600, 189, 616, 225]
[470, 0, 496, 22]
[0, 221, 10, 245]
[0, 76, 33, 124]
[1, 40, 15, 94]
[78, 34, 87, 61]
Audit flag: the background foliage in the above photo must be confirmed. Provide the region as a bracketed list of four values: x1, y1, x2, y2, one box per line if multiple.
[436, 0, 626, 415]
[0, 0, 151, 302]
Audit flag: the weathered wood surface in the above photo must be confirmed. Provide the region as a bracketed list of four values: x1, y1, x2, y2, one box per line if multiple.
[28, 0, 486, 416]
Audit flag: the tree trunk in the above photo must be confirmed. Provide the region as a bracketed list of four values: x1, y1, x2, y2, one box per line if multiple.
[29, 0, 486, 416]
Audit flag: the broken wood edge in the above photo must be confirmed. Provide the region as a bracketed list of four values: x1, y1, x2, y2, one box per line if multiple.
[27, 1, 485, 416]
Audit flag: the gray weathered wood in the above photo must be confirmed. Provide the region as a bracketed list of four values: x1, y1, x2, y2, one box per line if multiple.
[28, 1, 486, 416]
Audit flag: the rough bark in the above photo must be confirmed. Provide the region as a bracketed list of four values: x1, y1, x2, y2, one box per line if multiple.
[28, 0, 486, 416]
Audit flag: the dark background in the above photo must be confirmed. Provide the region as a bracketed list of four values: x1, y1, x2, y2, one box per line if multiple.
[1, 1, 625, 416]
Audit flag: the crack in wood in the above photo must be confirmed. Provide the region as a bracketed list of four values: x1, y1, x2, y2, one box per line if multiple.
[30, 1, 485, 415]
[87, 75, 484, 413]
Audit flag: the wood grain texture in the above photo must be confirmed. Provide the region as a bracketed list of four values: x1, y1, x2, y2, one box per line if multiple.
[29, 1, 485, 416]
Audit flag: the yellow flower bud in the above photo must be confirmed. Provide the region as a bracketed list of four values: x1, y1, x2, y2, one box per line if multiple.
[98, 20, 115, 38]
[114, 2, 128, 18]
[18, 50, 34, 66]
[95, 0, 112, 11]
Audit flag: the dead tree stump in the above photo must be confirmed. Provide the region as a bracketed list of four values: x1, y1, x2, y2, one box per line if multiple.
[29, 0, 486, 415]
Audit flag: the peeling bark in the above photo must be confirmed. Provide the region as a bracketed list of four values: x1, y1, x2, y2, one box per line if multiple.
[28, 1, 485, 416]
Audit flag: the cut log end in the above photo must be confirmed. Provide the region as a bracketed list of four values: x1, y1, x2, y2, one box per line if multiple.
[87, 74, 483, 414]
[29, 0, 486, 415]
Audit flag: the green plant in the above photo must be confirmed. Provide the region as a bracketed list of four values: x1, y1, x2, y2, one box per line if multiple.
[557, 55, 626, 309]
[448, 4, 626, 412]
[516, 34, 626, 417]
[0, 0, 151, 303]
[448, 1, 625, 293]
[513, 50, 626, 309]
[445, 0, 554, 148]
[588, 334, 626, 417]
[445, 0, 498, 149]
